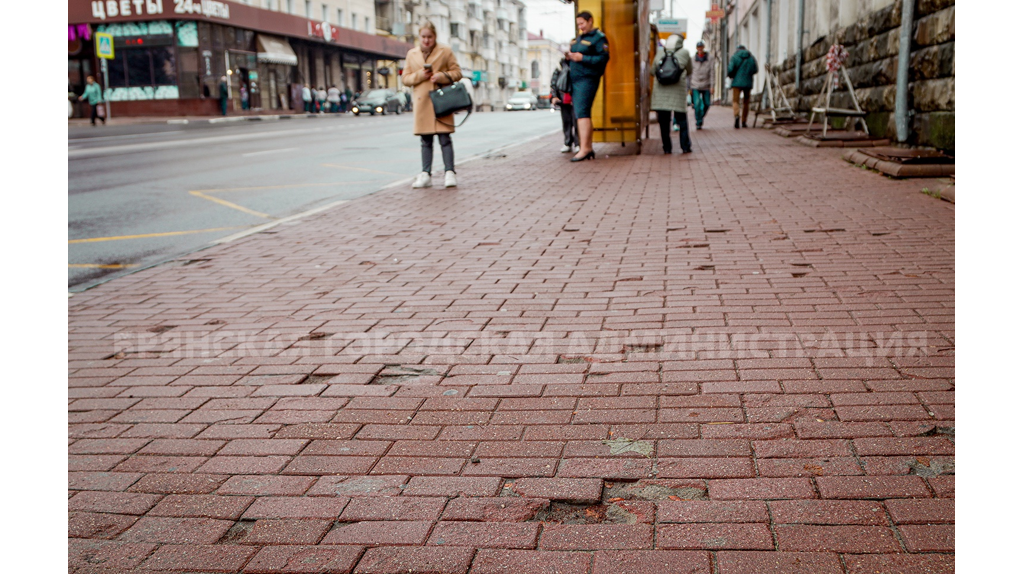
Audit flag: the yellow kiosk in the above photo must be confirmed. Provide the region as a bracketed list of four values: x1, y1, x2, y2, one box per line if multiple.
[573, 0, 654, 152]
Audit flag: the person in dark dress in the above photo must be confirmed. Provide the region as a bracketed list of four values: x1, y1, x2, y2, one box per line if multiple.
[566, 11, 609, 162]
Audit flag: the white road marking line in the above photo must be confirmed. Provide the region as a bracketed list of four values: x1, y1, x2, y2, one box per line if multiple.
[242, 147, 298, 157]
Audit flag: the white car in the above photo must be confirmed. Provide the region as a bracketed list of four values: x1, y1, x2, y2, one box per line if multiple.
[506, 92, 539, 111]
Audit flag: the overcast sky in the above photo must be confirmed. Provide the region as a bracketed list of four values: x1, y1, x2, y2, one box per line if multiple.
[522, 0, 712, 54]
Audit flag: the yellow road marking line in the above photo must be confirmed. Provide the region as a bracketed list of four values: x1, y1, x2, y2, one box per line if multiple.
[69, 226, 246, 244]
[69, 263, 140, 269]
[191, 181, 375, 193]
[321, 163, 406, 176]
[189, 191, 273, 219]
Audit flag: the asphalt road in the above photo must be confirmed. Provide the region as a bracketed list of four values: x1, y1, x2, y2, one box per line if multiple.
[68, 110, 560, 291]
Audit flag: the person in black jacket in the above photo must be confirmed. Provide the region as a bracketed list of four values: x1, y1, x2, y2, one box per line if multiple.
[566, 11, 609, 162]
[550, 58, 578, 153]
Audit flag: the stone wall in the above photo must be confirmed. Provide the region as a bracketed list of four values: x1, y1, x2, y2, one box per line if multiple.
[774, 0, 954, 151]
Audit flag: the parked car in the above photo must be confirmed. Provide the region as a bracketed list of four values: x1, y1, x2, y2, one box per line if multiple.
[506, 91, 539, 111]
[351, 89, 403, 115]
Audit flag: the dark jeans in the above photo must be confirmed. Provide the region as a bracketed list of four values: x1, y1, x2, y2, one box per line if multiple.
[692, 89, 711, 126]
[656, 110, 691, 153]
[560, 103, 578, 147]
[421, 133, 454, 174]
[89, 102, 105, 125]
[220, 97, 228, 115]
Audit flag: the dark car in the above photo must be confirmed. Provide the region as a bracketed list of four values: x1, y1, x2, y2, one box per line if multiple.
[351, 89, 403, 115]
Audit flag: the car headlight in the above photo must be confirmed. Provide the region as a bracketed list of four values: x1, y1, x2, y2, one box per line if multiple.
[376, 107, 383, 112]
[352, 107, 358, 112]
[524, 103, 531, 109]
[506, 104, 513, 109]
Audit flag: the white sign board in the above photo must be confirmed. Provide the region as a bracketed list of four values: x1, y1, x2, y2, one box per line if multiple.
[656, 18, 687, 35]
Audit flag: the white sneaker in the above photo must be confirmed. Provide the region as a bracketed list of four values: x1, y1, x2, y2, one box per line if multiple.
[444, 171, 457, 188]
[411, 172, 432, 188]
[560, 145, 572, 153]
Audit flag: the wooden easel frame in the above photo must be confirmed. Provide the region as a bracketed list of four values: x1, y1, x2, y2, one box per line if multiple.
[807, 63, 869, 136]
[754, 63, 796, 127]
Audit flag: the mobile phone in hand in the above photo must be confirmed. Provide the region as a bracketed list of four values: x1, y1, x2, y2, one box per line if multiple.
[423, 63, 432, 70]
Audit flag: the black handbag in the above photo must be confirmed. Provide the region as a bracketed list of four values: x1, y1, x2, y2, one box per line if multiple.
[429, 72, 472, 127]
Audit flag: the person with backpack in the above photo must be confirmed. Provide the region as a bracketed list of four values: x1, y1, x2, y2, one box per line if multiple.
[727, 44, 758, 128]
[550, 57, 578, 153]
[651, 34, 692, 154]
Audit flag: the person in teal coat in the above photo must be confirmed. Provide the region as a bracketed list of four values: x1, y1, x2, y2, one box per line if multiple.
[78, 76, 105, 126]
[727, 45, 758, 128]
[566, 11, 609, 162]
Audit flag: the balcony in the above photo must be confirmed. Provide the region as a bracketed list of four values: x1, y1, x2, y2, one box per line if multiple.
[496, 8, 508, 22]
[429, 3, 448, 17]
[467, 15, 483, 33]
[482, 0, 495, 13]
[482, 47, 495, 61]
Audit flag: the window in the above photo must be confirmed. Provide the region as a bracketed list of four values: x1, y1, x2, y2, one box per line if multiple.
[286, 0, 294, 14]
[322, 4, 328, 21]
[352, 14, 358, 29]
[531, 60, 539, 78]
[365, 17, 370, 33]
[305, 0, 311, 18]
[108, 47, 177, 87]
[338, 9, 343, 26]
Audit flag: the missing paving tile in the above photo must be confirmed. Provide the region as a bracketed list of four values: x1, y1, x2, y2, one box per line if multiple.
[147, 325, 177, 334]
[532, 502, 609, 524]
[908, 457, 954, 478]
[557, 356, 588, 364]
[623, 343, 663, 354]
[792, 272, 809, 278]
[695, 265, 715, 271]
[302, 374, 336, 385]
[704, 229, 730, 233]
[298, 332, 333, 341]
[803, 228, 846, 233]
[370, 366, 444, 385]
[602, 480, 708, 501]
[602, 437, 655, 458]
[218, 520, 255, 544]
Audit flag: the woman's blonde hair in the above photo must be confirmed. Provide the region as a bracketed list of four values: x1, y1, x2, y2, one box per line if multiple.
[419, 20, 437, 36]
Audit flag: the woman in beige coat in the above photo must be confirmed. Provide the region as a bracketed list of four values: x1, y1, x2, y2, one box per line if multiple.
[402, 21, 463, 188]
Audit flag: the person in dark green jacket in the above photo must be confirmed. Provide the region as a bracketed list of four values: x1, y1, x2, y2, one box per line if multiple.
[566, 11, 609, 162]
[727, 45, 758, 128]
[78, 76, 105, 126]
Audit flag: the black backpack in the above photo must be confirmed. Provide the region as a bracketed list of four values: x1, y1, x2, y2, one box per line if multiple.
[656, 50, 684, 85]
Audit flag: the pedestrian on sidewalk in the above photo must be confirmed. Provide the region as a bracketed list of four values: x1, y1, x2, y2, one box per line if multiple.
[317, 87, 328, 113]
[691, 41, 713, 130]
[727, 44, 758, 128]
[651, 34, 692, 154]
[302, 84, 312, 113]
[328, 85, 341, 113]
[403, 20, 463, 189]
[218, 76, 228, 115]
[345, 87, 354, 112]
[566, 11, 609, 162]
[239, 82, 249, 110]
[550, 57, 578, 153]
[78, 76, 105, 126]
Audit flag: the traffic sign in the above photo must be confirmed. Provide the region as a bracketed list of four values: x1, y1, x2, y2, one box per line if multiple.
[96, 33, 114, 59]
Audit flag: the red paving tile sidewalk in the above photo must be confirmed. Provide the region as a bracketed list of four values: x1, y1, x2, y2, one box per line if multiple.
[68, 105, 954, 573]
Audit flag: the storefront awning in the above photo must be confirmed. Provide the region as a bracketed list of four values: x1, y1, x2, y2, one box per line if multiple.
[257, 34, 298, 66]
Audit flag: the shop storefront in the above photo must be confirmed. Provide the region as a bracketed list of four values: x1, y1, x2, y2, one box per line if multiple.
[68, 1, 411, 116]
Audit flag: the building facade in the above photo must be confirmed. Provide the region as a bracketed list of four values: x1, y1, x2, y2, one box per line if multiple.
[703, 0, 954, 150]
[69, 0, 412, 116]
[374, 0, 529, 110]
[527, 31, 563, 100]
